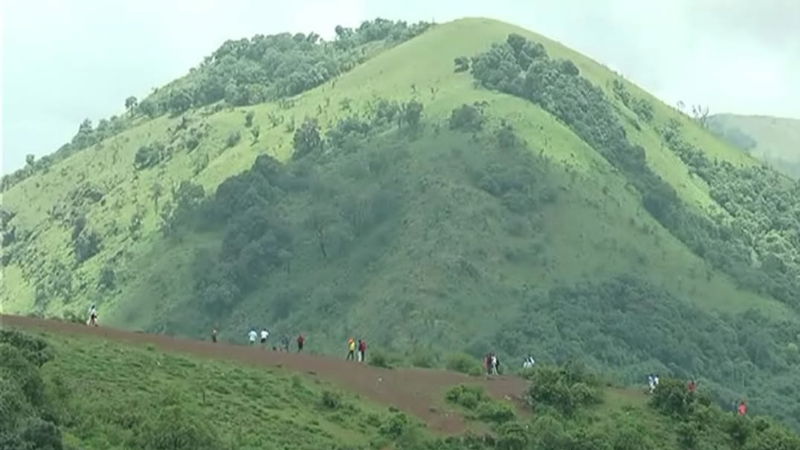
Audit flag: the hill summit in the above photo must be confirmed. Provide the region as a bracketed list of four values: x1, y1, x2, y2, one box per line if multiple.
[2, 17, 800, 429]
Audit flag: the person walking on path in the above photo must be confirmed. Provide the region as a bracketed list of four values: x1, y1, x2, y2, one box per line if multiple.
[87, 304, 99, 327]
[358, 339, 367, 363]
[260, 328, 269, 347]
[248, 329, 257, 345]
[347, 337, 356, 361]
[281, 335, 290, 352]
[211, 328, 218, 343]
[297, 334, 305, 352]
[738, 400, 748, 416]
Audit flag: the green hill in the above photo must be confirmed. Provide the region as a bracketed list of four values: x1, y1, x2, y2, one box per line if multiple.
[3, 17, 800, 429]
[708, 114, 800, 177]
[4, 325, 800, 449]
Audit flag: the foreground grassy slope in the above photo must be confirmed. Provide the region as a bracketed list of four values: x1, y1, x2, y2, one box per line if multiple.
[709, 113, 800, 177]
[4, 324, 800, 450]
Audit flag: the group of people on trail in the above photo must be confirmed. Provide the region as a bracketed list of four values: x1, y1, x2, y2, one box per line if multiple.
[522, 355, 536, 369]
[485, 353, 501, 375]
[346, 337, 367, 362]
[241, 327, 306, 352]
[647, 374, 661, 393]
[648, 374, 749, 417]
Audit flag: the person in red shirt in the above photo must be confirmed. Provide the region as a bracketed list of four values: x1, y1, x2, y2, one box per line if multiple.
[687, 380, 697, 393]
[297, 334, 305, 352]
[358, 339, 367, 363]
[738, 401, 748, 416]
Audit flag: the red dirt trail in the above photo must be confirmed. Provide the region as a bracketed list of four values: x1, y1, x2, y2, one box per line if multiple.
[1, 315, 528, 434]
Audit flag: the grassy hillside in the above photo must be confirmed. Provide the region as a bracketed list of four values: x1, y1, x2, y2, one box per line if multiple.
[3, 325, 800, 449]
[708, 114, 800, 177]
[3, 17, 800, 430]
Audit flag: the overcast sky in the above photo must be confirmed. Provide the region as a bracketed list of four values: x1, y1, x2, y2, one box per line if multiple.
[2, 0, 798, 173]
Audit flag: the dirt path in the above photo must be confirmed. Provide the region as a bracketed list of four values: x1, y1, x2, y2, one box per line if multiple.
[1, 315, 528, 434]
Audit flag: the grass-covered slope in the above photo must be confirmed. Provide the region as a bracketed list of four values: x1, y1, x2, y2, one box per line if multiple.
[3, 17, 800, 430]
[3, 325, 800, 450]
[708, 113, 800, 177]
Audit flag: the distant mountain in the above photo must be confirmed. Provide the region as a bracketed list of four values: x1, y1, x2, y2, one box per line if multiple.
[708, 114, 800, 177]
[3, 18, 800, 429]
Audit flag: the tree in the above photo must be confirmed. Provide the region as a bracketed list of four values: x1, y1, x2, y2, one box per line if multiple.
[167, 88, 193, 115]
[138, 98, 159, 118]
[292, 118, 323, 159]
[691, 104, 710, 128]
[74, 229, 102, 263]
[454, 57, 470, 73]
[25, 154, 35, 167]
[401, 100, 423, 129]
[125, 96, 138, 115]
[449, 104, 485, 132]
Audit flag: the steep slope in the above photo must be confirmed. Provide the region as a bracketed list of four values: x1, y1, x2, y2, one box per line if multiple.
[708, 113, 800, 177]
[3, 18, 800, 429]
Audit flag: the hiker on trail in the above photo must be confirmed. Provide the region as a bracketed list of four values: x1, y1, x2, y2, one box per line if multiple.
[738, 401, 748, 416]
[281, 335, 290, 352]
[522, 355, 535, 369]
[358, 339, 367, 363]
[688, 380, 698, 394]
[87, 304, 99, 327]
[485, 354, 492, 375]
[647, 375, 656, 394]
[297, 334, 305, 352]
[260, 328, 269, 347]
[211, 328, 218, 343]
[347, 337, 356, 361]
[654, 374, 660, 387]
[485, 353, 499, 375]
[248, 329, 257, 345]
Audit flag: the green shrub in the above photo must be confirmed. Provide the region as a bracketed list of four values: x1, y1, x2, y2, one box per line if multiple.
[526, 364, 601, 415]
[496, 421, 528, 450]
[649, 378, 696, 417]
[225, 131, 241, 148]
[476, 401, 515, 423]
[379, 412, 411, 439]
[449, 104, 485, 132]
[445, 384, 487, 410]
[134, 404, 221, 450]
[446, 353, 483, 376]
[321, 390, 342, 410]
[368, 350, 391, 369]
[409, 349, 437, 368]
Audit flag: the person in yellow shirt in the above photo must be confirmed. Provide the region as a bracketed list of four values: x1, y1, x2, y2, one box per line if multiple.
[346, 337, 356, 361]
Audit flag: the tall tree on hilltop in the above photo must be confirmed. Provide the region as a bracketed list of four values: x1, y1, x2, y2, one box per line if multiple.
[125, 96, 138, 116]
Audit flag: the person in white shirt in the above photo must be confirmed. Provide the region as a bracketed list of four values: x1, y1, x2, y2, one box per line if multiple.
[260, 329, 269, 346]
[87, 304, 98, 326]
[248, 329, 257, 345]
[522, 356, 535, 369]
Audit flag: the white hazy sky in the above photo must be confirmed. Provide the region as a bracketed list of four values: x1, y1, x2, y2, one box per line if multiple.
[2, 0, 799, 173]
